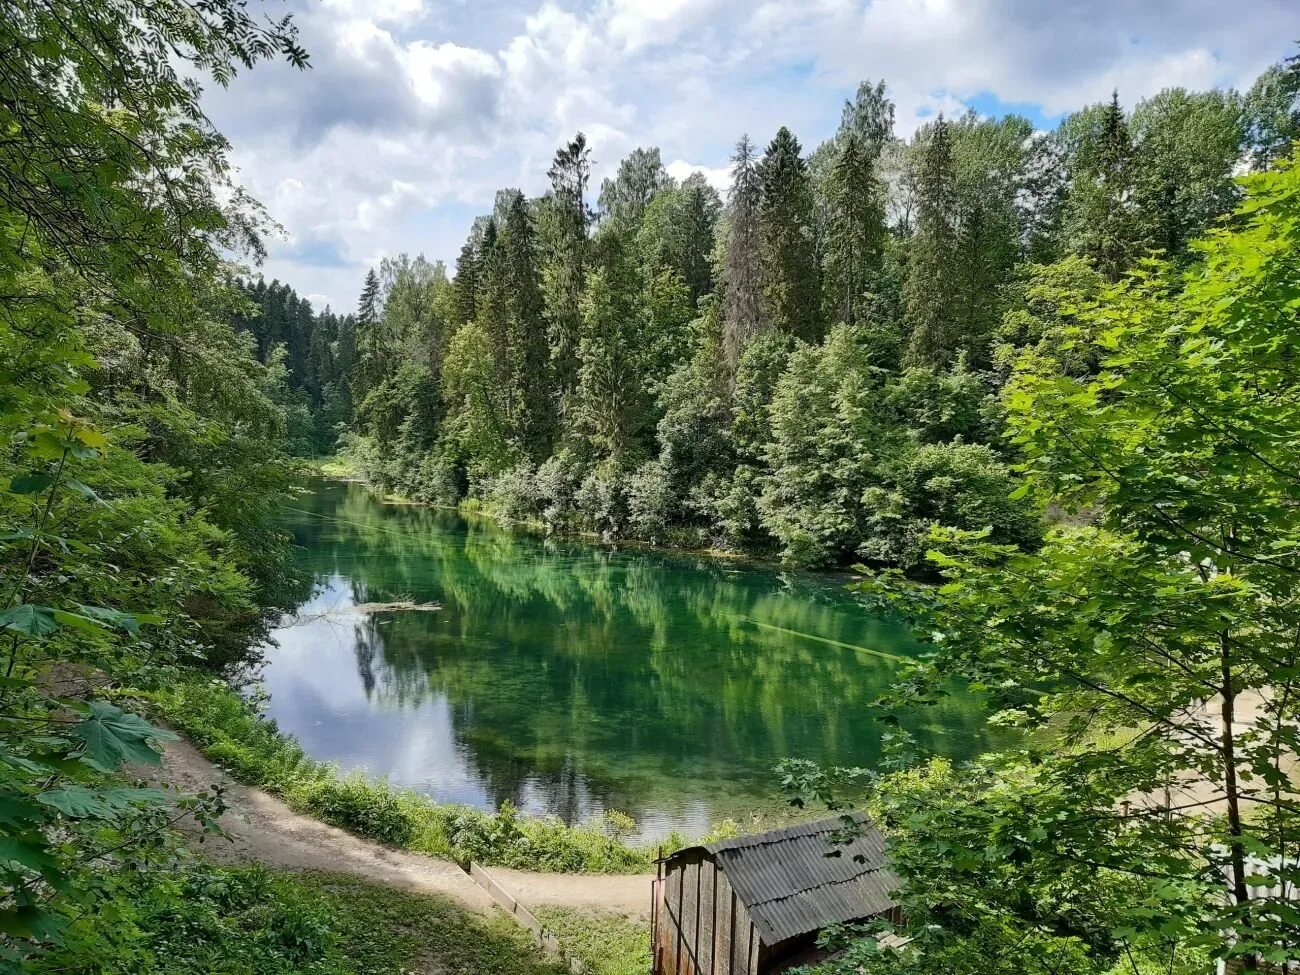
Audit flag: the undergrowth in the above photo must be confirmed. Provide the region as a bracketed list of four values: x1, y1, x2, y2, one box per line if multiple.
[33, 863, 565, 975]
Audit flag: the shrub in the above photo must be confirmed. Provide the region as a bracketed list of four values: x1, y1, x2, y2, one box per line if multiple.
[576, 460, 629, 539]
[287, 775, 415, 846]
[483, 463, 543, 524]
[625, 460, 673, 542]
[860, 441, 1042, 571]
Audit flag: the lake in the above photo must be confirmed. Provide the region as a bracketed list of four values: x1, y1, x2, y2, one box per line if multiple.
[257, 479, 994, 842]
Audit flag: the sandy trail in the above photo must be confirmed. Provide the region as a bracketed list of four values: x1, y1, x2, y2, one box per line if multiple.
[146, 737, 653, 920]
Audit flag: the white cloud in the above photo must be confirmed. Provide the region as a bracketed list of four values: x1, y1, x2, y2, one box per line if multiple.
[666, 159, 731, 194]
[203, 0, 1299, 307]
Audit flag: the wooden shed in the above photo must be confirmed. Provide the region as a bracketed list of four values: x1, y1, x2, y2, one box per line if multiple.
[652, 814, 901, 975]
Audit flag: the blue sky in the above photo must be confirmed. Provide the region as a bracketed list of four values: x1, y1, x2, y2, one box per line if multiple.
[201, 0, 1299, 311]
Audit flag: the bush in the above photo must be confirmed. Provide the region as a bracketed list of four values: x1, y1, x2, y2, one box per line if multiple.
[576, 459, 629, 539]
[483, 462, 543, 524]
[625, 460, 673, 542]
[534, 452, 585, 532]
[860, 442, 1042, 571]
[287, 775, 415, 846]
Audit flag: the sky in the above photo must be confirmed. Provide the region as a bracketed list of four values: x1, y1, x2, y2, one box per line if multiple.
[201, 0, 1300, 312]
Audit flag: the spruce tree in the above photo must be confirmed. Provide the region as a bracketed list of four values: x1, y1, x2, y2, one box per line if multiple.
[722, 134, 766, 369]
[759, 126, 821, 343]
[823, 133, 885, 326]
[1061, 91, 1147, 281]
[353, 266, 385, 400]
[539, 133, 593, 402]
[451, 234, 479, 329]
[499, 192, 553, 457]
[903, 115, 959, 367]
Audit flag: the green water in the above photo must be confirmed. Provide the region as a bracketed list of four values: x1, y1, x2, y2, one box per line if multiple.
[260, 479, 994, 841]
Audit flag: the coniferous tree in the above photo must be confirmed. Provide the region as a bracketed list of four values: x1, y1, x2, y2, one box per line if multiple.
[451, 234, 480, 329]
[1061, 91, 1147, 281]
[570, 239, 651, 464]
[903, 115, 959, 367]
[759, 127, 821, 343]
[823, 133, 885, 325]
[354, 267, 385, 399]
[499, 191, 552, 457]
[722, 135, 766, 369]
[540, 133, 593, 403]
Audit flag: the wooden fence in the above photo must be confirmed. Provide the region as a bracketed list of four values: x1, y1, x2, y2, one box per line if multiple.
[461, 861, 590, 974]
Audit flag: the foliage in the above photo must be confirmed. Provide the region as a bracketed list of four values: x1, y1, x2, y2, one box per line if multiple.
[0, 0, 316, 964]
[786, 152, 1300, 972]
[304, 56, 1297, 572]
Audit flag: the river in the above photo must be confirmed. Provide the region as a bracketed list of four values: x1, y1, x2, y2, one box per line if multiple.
[256, 478, 995, 842]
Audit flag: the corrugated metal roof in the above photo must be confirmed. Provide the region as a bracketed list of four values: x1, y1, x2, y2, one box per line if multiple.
[671, 814, 900, 946]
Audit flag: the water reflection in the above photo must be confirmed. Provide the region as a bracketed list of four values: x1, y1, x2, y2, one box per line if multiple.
[259, 480, 994, 841]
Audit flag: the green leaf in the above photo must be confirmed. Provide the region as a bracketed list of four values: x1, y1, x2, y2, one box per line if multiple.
[36, 784, 168, 819]
[63, 478, 102, 503]
[7, 473, 53, 494]
[0, 794, 43, 828]
[0, 905, 67, 941]
[0, 834, 57, 875]
[70, 702, 176, 769]
[0, 605, 58, 637]
[73, 604, 140, 635]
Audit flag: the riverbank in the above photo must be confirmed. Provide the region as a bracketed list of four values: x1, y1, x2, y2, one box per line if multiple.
[133, 674, 741, 875]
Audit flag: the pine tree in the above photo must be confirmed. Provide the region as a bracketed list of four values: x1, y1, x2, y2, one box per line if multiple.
[823, 133, 885, 325]
[722, 134, 766, 369]
[759, 127, 821, 343]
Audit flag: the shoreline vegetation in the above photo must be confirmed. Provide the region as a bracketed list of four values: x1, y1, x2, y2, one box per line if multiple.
[306, 455, 847, 572]
[136, 674, 743, 875]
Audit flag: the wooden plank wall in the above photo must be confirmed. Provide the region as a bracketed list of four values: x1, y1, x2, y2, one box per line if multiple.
[654, 854, 759, 975]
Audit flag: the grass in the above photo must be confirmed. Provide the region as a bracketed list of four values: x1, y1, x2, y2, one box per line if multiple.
[536, 907, 650, 975]
[39, 862, 566, 975]
[308, 455, 362, 479]
[135, 674, 658, 874]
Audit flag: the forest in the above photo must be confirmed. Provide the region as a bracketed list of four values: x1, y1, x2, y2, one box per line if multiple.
[238, 64, 1298, 569]
[4, 0, 1300, 972]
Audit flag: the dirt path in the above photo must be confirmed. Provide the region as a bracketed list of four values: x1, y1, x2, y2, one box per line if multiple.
[148, 737, 653, 920]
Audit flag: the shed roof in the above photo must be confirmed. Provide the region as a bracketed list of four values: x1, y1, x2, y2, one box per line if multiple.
[673, 814, 900, 946]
